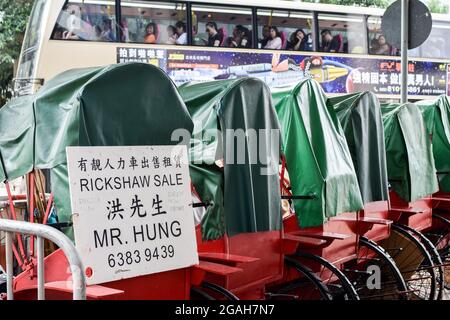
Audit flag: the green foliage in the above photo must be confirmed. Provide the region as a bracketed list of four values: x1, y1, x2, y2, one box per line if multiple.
[426, 0, 449, 14]
[0, 0, 34, 106]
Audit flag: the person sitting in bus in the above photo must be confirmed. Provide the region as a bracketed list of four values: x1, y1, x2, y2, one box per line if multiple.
[92, 25, 103, 41]
[229, 25, 252, 48]
[371, 35, 391, 55]
[144, 22, 158, 44]
[166, 25, 178, 44]
[264, 26, 282, 50]
[286, 29, 308, 51]
[320, 29, 343, 53]
[259, 25, 270, 48]
[169, 21, 187, 45]
[205, 22, 223, 47]
[100, 18, 116, 42]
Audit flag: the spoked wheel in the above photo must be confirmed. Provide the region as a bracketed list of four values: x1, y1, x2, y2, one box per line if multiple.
[190, 282, 239, 300]
[425, 213, 450, 290]
[343, 237, 408, 300]
[268, 256, 332, 300]
[399, 224, 445, 300]
[379, 224, 438, 300]
[293, 252, 359, 300]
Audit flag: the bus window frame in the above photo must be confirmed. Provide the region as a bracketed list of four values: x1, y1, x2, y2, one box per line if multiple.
[50, 0, 423, 57]
[316, 10, 368, 54]
[255, 7, 316, 51]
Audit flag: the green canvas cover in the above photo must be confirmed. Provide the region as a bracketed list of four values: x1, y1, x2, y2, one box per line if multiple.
[0, 95, 34, 182]
[328, 92, 389, 204]
[381, 102, 438, 202]
[416, 95, 450, 192]
[0, 63, 193, 238]
[272, 80, 363, 228]
[179, 78, 282, 240]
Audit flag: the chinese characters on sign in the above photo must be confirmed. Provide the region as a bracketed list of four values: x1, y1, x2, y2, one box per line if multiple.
[67, 146, 198, 285]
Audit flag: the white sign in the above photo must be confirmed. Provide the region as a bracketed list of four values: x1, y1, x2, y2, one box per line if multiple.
[66, 146, 198, 285]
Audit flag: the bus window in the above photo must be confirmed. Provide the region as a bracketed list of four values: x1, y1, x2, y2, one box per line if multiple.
[367, 16, 399, 56]
[51, 0, 117, 42]
[257, 9, 313, 51]
[17, 0, 47, 80]
[318, 14, 365, 54]
[409, 21, 450, 59]
[120, 1, 187, 45]
[191, 5, 253, 48]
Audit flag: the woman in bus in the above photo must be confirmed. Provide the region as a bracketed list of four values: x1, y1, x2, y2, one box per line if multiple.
[169, 21, 187, 45]
[144, 23, 158, 44]
[286, 29, 308, 51]
[371, 35, 391, 55]
[166, 25, 178, 44]
[264, 26, 282, 50]
[229, 25, 252, 48]
[205, 22, 223, 47]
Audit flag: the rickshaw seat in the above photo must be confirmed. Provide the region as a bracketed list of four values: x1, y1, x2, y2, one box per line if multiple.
[198, 252, 259, 266]
[390, 207, 425, 215]
[331, 216, 392, 225]
[290, 230, 351, 241]
[432, 197, 450, 202]
[283, 234, 327, 248]
[43, 281, 124, 299]
[194, 260, 243, 276]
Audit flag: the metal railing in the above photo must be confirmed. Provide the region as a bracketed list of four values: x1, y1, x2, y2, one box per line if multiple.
[0, 219, 86, 300]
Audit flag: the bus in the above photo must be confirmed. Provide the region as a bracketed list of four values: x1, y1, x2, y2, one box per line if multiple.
[15, 0, 450, 100]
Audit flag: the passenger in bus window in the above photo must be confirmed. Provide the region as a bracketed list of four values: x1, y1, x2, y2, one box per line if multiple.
[100, 18, 116, 42]
[171, 21, 187, 45]
[259, 25, 271, 48]
[144, 23, 158, 44]
[371, 35, 391, 55]
[229, 25, 252, 48]
[286, 29, 308, 51]
[264, 26, 282, 50]
[205, 22, 223, 47]
[166, 25, 178, 44]
[93, 25, 103, 41]
[320, 29, 343, 53]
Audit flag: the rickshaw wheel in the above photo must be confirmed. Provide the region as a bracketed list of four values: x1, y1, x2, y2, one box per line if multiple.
[380, 224, 438, 300]
[424, 213, 450, 290]
[190, 282, 239, 300]
[398, 224, 445, 300]
[293, 252, 359, 300]
[269, 256, 332, 300]
[343, 237, 408, 300]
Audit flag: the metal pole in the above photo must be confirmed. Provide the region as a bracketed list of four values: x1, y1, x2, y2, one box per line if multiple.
[37, 236, 45, 300]
[5, 232, 13, 300]
[400, 0, 409, 103]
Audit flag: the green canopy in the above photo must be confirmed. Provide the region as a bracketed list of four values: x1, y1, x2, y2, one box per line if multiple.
[0, 63, 193, 238]
[0, 95, 34, 183]
[272, 80, 363, 228]
[416, 95, 450, 192]
[328, 92, 389, 204]
[381, 102, 438, 202]
[179, 78, 282, 240]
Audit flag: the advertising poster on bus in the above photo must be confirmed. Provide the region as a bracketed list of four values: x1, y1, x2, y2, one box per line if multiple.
[117, 47, 448, 97]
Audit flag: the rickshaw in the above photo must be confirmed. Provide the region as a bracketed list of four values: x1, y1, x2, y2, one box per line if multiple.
[328, 92, 409, 299]
[378, 101, 444, 300]
[268, 80, 366, 300]
[270, 81, 412, 300]
[0, 63, 213, 299]
[179, 78, 335, 300]
[417, 95, 450, 290]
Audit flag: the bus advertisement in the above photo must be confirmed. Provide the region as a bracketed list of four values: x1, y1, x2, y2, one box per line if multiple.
[117, 46, 448, 98]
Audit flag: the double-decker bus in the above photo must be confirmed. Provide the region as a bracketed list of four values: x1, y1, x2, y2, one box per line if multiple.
[15, 0, 450, 100]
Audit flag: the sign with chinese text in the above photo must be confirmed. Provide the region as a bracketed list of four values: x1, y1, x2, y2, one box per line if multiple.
[66, 146, 198, 285]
